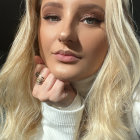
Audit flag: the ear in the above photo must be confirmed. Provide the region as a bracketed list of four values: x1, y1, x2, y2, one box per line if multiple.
[34, 55, 45, 64]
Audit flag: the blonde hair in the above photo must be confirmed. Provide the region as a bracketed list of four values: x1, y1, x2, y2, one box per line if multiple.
[0, 0, 140, 140]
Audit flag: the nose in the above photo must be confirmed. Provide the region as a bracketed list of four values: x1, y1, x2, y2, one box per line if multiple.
[58, 20, 78, 44]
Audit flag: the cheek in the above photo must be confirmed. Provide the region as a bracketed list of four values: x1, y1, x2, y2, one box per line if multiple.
[79, 29, 108, 70]
[38, 24, 57, 60]
[80, 29, 108, 55]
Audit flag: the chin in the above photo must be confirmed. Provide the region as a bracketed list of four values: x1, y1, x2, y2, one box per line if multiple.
[52, 71, 77, 82]
[48, 66, 81, 82]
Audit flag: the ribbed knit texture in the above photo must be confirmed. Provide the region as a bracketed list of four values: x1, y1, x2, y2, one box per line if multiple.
[40, 102, 84, 140]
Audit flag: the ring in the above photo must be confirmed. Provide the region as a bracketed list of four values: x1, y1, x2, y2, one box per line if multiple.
[35, 72, 40, 78]
[36, 73, 44, 85]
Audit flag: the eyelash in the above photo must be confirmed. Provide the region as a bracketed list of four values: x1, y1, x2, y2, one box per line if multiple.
[80, 16, 102, 25]
[43, 14, 102, 25]
[43, 15, 60, 22]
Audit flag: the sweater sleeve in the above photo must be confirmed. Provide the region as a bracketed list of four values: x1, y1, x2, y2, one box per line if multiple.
[40, 94, 84, 140]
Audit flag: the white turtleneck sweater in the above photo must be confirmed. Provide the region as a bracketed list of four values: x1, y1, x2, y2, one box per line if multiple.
[33, 75, 140, 140]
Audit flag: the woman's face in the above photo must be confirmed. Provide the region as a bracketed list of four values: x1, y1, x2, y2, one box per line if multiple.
[38, 0, 108, 81]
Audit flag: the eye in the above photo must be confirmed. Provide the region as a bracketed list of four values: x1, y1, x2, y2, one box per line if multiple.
[43, 15, 61, 22]
[81, 16, 102, 25]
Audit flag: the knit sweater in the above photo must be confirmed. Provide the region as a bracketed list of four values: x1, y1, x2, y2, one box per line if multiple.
[33, 76, 140, 140]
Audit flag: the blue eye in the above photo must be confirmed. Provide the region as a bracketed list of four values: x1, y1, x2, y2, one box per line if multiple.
[43, 15, 60, 22]
[81, 17, 101, 25]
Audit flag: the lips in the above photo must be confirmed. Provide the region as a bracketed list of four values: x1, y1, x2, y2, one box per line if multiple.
[54, 50, 81, 58]
[52, 50, 81, 63]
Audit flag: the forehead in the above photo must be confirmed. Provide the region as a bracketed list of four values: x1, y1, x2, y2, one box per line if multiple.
[41, 0, 105, 11]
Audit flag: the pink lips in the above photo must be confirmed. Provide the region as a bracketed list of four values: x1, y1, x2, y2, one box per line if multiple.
[53, 50, 81, 63]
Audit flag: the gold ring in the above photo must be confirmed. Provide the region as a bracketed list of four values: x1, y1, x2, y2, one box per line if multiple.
[35, 72, 40, 78]
[36, 74, 44, 85]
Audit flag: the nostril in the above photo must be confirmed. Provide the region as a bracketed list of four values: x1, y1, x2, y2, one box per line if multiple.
[58, 37, 73, 43]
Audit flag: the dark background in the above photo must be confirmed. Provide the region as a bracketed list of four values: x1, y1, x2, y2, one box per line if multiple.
[0, 0, 140, 67]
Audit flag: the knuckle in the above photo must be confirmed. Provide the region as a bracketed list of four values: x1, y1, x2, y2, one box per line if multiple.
[37, 91, 49, 102]
[48, 96, 57, 102]
[56, 80, 65, 87]
[38, 97, 46, 102]
[32, 87, 42, 98]
[48, 73, 54, 79]
[49, 96, 62, 103]
[48, 96, 53, 102]
[38, 96, 48, 102]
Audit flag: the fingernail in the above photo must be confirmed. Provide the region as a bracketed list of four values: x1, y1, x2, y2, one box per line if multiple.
[41, 68, 48, 74]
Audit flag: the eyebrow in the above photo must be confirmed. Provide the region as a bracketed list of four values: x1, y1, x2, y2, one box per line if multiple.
[78, 4, 105, 13]
[42, 2, 63, 10]
[42, 2, 104, 13]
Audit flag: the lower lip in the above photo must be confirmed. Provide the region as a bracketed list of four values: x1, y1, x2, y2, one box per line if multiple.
[54, 54, 80, 63]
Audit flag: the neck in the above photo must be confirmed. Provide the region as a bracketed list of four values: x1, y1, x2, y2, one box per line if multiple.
[71, 74, 96, 98]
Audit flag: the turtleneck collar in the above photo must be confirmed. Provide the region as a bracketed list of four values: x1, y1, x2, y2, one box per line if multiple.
[71, 74, 96, 99]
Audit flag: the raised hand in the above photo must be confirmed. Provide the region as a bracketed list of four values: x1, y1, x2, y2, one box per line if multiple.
[32, 56, 76, 108]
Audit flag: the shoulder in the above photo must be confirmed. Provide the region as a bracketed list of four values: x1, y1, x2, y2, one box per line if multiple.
[132, 81, 140, 136]
[133, 80, 140, 101]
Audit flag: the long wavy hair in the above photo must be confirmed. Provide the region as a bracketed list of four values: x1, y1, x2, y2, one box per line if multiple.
[0, 0, 140, 139]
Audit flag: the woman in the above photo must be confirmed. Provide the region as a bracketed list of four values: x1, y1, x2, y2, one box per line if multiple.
[0, 0, 140, 139]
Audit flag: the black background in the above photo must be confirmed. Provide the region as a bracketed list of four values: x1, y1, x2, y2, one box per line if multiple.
[0, 0, 140, 66]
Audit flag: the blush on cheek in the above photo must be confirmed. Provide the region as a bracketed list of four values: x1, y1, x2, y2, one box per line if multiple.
[37, 43, 47, 66]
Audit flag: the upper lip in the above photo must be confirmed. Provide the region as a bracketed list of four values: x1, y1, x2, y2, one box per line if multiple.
[52, 50, 82, 59]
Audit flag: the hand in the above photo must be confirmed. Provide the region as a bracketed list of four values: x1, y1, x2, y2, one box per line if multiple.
[32, 56, 76, 108]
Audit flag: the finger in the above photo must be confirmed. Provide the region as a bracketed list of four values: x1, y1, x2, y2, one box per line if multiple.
[32, 67, 50, 98]
[34, 55, 45, 64]
[41, 73, 56, 92]
[33, 73, 57, 102]
[48, 79, 65, 102]
[35, 67, 50, 87]
[34, 55, 45, 75]
[33, 64, 46, 86]
[48, 81, 76, 107]
[33, 55, 45, 84]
